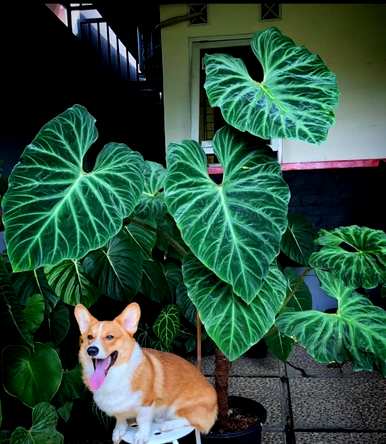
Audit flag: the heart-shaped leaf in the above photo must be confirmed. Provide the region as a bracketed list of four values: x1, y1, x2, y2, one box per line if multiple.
[309, 226, 386, 289]
[281, 214, 317, 265]
[153, 305, 180, 350]
[45, 260, 100, 307]
[265, 267, 312, 361]
[165, 126, 289, 302]
[277, 271, 386, 375]
[135, 161, 166, 220]
[183, 254, 287, 361]
[83, 230, 143, 301]
[2, 104, 144, 272]
[10, 402, 63, 444]
[204, 27, 339, 144]
[3, 343, 63, 407]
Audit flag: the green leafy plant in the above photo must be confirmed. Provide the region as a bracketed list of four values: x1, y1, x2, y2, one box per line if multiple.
[10, 402, 63, 444]
[0, 26, 385, 438]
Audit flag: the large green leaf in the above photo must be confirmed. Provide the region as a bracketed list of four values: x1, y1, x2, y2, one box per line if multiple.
[125, 218, 157, 260]
[20, 294, 45, 340]
[165, 126, 289, 302]
[183, 254, 287, 361]
[163, 262, 183, 295]
[175, 283, 196, 325]
[281, 214, 317, 265]
[153, 304, 180, 350]
[54, 366, 85, 406]
[265, 326, 293, 363]
[49, 302, 70, 345]
[83, 230, 143, 301]
[45, 259, 99, 307]
[265, 267, 312, 361]
[2, 104, 144, 272]
[135, 161, 166, 220]
[10, 402, 63, 444]
[309, 226, 386, 289]
[140, 260, 171, 304]
[204, 27, 339, 144]
[3, 343, 63, 407]
[12, 268, 58, 308]
[277, 271, 386, 375]
[156, 213, 187, 260]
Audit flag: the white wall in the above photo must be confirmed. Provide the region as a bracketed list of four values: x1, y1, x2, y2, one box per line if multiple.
[160, 4, 386, 163]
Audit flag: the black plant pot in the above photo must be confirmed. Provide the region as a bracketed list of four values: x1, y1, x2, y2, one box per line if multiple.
[181, 396, 266, 444]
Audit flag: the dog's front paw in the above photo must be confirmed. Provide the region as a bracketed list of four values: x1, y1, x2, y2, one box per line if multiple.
[112, 422, 128, 444]
[133, 430, 150, 444]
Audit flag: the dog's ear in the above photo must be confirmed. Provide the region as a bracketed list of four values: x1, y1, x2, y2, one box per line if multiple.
[115, 303, 141, 335]
[74, 304, 97, 334]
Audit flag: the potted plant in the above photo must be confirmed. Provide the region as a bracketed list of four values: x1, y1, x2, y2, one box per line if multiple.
[1, 27, 385, 444]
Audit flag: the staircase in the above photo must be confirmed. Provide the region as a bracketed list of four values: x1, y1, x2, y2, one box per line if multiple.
[46, 2, 157, 83]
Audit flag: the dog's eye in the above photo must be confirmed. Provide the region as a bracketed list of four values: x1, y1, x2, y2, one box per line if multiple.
[106, 335, 114, 340]
[87, 335, 93, 340]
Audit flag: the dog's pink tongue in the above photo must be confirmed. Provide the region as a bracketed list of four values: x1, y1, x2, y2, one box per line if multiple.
[89, 357, 110, 391]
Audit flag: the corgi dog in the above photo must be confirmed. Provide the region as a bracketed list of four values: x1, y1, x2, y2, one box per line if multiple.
[75, 303, 217, 444]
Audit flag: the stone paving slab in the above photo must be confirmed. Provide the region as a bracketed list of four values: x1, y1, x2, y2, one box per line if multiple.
[295, 432, 386, 443]
[289, 378, 386, 430]
[262, 432, 286, 443]
[228, 377, 285, 429]
[197, 354, 283, 377]
[286, 346, 347, 378]
[287, 346, 383, 379]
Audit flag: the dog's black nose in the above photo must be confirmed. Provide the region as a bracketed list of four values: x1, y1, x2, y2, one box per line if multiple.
[87, 346, 99, 357]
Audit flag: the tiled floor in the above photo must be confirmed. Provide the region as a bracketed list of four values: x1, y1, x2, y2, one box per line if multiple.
[199, 346, 386, 444]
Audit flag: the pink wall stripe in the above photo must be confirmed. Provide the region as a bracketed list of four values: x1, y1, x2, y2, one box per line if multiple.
[208, 159, 384, 174]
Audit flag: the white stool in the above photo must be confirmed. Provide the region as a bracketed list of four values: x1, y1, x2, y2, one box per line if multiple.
[122, 422, 201, 444]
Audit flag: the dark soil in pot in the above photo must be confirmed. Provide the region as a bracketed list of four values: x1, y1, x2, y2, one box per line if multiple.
[181, 396, 267, 444]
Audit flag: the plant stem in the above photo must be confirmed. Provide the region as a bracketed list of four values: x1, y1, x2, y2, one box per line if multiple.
[214, 347, 230, 426]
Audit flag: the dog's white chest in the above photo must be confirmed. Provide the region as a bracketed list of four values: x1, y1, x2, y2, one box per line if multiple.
[93, 345, 143, 416]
